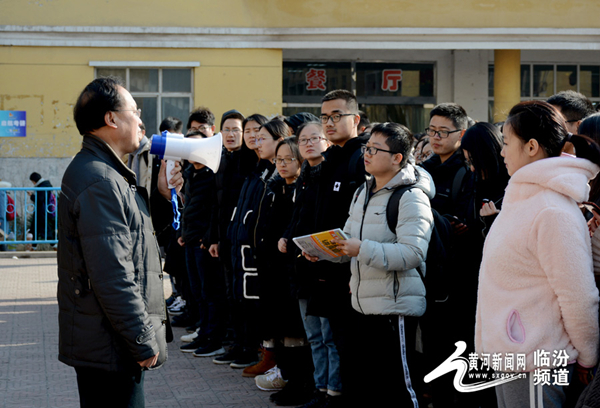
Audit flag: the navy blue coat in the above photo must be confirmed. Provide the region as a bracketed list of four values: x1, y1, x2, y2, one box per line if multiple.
[227, 159, 277, 300]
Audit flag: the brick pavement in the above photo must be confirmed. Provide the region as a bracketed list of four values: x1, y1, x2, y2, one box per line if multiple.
[0, 256, 276, 408]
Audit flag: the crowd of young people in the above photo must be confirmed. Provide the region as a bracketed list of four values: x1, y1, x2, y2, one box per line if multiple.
[140, 88, 600, 408]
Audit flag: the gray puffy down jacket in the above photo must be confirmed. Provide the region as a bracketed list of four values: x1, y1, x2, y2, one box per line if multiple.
[341, 164, 435, 316]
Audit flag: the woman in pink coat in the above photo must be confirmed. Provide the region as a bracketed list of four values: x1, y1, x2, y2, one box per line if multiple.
[476, 101, 600, 408]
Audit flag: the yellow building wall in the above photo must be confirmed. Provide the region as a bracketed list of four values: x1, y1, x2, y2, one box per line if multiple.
[1, 0, 598, 28]
[0, 47, 282, 158]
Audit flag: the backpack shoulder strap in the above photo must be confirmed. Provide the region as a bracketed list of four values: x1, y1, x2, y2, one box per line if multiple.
[385, 185, 413, 234]
[353, 183, 366, 206]
[451, 166, 467, 203]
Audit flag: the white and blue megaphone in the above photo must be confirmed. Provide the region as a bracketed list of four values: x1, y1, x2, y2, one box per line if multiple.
[149, 130, 223, 229]
[150, 130, 222, 187]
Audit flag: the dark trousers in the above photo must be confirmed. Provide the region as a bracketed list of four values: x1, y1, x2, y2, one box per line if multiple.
[242, 298, 261, 353]
[75, 367, 144, 408]
[224, 297, 261, 355]
[218, 239, 235, 338]
[185, 244, 227, 343]
[277, 344, 314, 385]
[342, 310, 422, 407]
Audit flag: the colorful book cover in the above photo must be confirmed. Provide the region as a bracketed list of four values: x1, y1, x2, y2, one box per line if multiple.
[292, 228, 349, 261]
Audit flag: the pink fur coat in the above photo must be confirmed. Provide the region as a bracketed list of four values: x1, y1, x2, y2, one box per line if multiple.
[475, 156, 600, 371]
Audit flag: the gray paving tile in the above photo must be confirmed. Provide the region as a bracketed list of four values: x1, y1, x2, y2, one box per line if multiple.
[0, 257, 274, 407]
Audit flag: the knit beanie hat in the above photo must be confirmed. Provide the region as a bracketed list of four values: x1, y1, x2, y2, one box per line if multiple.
[284, 112, 319, 134]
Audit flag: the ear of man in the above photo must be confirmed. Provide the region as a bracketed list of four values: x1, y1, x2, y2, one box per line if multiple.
[393, 153, 403, 166]
[105, 111, 118, 129]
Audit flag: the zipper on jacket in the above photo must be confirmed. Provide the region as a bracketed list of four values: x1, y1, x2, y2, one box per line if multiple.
[355, 185, 399, 313]
[393, 271, 399, 302]
[355, 185, 372, 314]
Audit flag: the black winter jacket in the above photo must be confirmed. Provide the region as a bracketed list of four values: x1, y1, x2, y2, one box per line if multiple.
[255, 176, 305, 338]
[283, 161, 322, 300]
[57, 135, 167, 372]
[209, 146, 257, 246]
[285, 135, 368, 317]
[180, 163, 217, 246]
[421, 151, 474, 221]
[421, 151, 482, 352]
[227, 159, 278, 300]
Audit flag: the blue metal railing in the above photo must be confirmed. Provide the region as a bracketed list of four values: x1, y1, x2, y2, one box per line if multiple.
[0, 187, 60, 246]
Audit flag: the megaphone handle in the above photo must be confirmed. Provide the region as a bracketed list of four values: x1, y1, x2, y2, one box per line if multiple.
[166, 160, 176, 189]
[171, 188, 181, 230]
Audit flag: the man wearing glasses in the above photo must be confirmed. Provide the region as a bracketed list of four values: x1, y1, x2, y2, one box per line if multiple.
[421, 103, 472, 217]
[547, 90, 595, 135]
[419, 103, 478, 408]
[186, 106, 216, 136]
[295, 89, 368, 407]
[58, 77, 183, 407]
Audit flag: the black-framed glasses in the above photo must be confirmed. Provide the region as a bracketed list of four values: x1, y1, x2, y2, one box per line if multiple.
[113, 108, 142, 117]
[222, 128, 242, 134]
[425, 128, 461, 139]
[361, 145, 398, 156]
[298, 136, 326, 146]
[273, 157, 298, 165]
[320, 113, 355, 124]
[190, 124, 211, 132]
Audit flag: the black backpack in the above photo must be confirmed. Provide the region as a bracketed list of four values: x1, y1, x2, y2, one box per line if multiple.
[385, 185, 452, 303]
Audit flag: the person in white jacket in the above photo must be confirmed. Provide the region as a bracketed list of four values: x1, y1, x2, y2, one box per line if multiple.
[476, 100, 600, 408]
[312, 122, 435, 407]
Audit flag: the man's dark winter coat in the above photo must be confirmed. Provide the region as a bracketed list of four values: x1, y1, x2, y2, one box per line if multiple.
[57, 135, 167, 372]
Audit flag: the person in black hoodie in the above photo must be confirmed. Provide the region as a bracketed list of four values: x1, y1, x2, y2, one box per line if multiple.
[458, 122, 509, 408]
[211, 113, 269, 367]
[252, 138, 315, 404]
[420, 103, 477, 408]
[461, 122, 509, 239]
[278, 122, 336, 406]
[207, 110, 251, 296]
[289, 90, 368, 408]
[171, 108, 218, 330]
[225, 118, 289, 369]
[176, 129, 227, 358]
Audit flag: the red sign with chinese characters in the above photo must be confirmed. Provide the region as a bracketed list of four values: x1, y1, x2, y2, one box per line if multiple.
[306, 68, 327, 91]
[382, 69, 403, 92]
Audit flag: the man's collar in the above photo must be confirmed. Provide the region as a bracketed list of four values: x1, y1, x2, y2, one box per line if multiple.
[83, 134, 137, 185]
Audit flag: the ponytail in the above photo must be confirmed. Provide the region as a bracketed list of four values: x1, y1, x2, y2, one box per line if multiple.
[507, 101, 600, 167]
[569, 133, 600, 167]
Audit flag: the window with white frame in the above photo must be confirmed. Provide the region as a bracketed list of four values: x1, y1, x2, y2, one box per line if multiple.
[95, 66, 194, 134]
[488, 64, 600, 121]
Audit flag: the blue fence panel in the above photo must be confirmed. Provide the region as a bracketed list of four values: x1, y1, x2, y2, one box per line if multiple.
[0, 187, 60, 246]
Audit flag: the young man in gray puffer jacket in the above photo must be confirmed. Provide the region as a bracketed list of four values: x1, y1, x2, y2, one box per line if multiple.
[330, 122, 434, 407]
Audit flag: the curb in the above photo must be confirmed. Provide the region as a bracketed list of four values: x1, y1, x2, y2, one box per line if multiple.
[0, 251, 57, 258]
